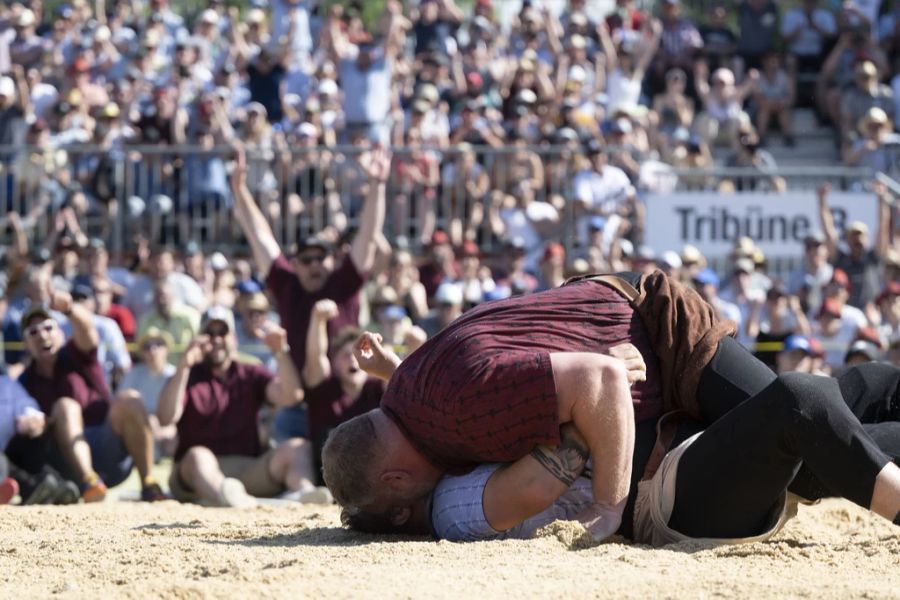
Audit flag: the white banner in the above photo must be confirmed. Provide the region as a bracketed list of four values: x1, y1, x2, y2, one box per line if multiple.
[644, 191, 879, 259]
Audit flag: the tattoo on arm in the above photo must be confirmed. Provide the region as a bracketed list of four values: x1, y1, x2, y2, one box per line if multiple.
[529, 424, 591, 487]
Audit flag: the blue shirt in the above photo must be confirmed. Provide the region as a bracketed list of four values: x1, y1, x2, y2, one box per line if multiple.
[0, 375, 42, 449]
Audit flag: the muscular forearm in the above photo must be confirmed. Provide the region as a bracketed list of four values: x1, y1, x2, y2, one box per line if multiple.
[483, 424, 590, 532]
[69, 303, 99, 353]
[157, 364, 190, 426]
[274, 349, 303, 407]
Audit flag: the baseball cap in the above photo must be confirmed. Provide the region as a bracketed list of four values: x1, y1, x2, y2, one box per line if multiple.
[430, 230, 451, 247]
[659, 250, 682, 270]
[381, 304, 408, 322]
[20, 304, 55, 330]
[459, 240, 481, 259]
[829, 268, 850, 289]
[817, 297, 842, 319]
[681, 245, 704, 265]
[845, 340, 879, 363]
[781, 334, 811, 354]
[0, 76, 16, 99]
[634, 245, 656, 263]
[293, 236, 333, 255]
[845, 221, 869, 235]
[236, 279, 263, 295]
[804, 232, 825, 246]
[245, 292, 270, 312]
[693, 268, 720, 287]
[71, 282, 95, 301]
[734, 257, 755, 274]
[318, 79, 339, 97]
[589, 216, 607, 232]
[209, 252, 228, 271]
[201, 306, 235, 333]
[137, 326, 173, 350]
[435, 282, 463, 306]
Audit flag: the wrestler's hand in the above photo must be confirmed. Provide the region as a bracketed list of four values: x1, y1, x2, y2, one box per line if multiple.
[607, 343, 646, 385]
[354, 331, 401, 381]
[575, 502, 624, 542]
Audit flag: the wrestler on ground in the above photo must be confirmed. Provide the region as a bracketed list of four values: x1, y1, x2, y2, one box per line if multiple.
[322, 271, 900, 540]
[344, 363, 900, 542]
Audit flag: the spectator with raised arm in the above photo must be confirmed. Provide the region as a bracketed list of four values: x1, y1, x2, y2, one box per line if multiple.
[157, 309, 323, 507]
[231, 140, 387, 387]
[819, 182, 892, 310]
[18, 291, 165, 503]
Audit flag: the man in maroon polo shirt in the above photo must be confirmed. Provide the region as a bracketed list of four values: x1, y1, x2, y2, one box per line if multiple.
[18, 291, 163, 502]
[230, 144, 388, 376]
[322, 271, 780, 540]
[157, 307, 328, 507]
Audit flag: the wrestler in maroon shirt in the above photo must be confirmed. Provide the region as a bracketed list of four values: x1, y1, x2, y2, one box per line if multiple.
[18, 290, 162, 502]
[230, 143, 388, 377]
[322, 271, 781, 540]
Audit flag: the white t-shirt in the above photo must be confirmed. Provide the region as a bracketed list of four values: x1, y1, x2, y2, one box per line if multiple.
[606, 68, 643, 113]
[812, 316, 860, 370]
[781, 8, 837, 56]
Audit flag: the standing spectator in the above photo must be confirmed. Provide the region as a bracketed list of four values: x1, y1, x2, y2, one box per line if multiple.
[652, 69, 694, 136]
[232, 142, 386, 383]
[692, 268, 742, 327]
[9, 9, 43, 71]
[736, 0, 779, 75]
[598, 17, 660, 114]
[754, 52, 796, 146]
[572, 140, 633, 247]
[818, 182, 892, 310]
[302, 300, 385, 486]
[698, 4, 737, 71]
[439, 142, 490, 245]
[413, 0, 463, 56]
[819, 29, 889, 128]
[787, 231, 834, 316]
[781, 0, 837, 81]
[652, 0, 703, 97]
[0, 68, 29, 160]
[693, 62, 757, 147]
[119, 328, 177, 458]
[811, 297, 861, 373]
[157, 310, 322, 506]
[18, 293, 165, 502]
[719, 258, 767, 347]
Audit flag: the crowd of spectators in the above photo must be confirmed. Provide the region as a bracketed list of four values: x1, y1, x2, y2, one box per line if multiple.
[0, 0, 899, 505]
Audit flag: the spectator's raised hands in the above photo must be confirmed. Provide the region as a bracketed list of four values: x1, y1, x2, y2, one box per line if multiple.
[353, 331, 401, 381]
[358, 146, 393, 183]
[256, 321, 290, 355]
[48, 289, 74, 315]
[181, 335, 211, 369]
[312, 299, 339, 321]
[606, 342, 647, 385]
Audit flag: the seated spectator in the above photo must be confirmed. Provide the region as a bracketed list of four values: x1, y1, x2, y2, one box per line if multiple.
[91, 274, 135, 342]
[137, 281, 201, 364]
[18, 293, 165, 502]
[812, 297, 861, 373]
[419, 282, 464, 338]
[537, 242, 566, 292]
[721, 126, 786, 192]
[385, 249, 429, 323]
[754, 52, 796, 146]
[693, 62, 757, 147]
[158, 308, 324, 507]
[698, 4, 737, 71]
[125, 246, 207, 321]
[843, 107, 899, 171]
[652, 68, 694, 136]
[736, 0, 778, 75]
[455, 240, 495, 307]
[781, 0, 836, 83]
[818, 182, 891, 310]
[719, 258, 767, 346]
[234, 292, 278, 370]
[572, 139, 633, 246]
[598, 17, 660, 114]
[692, 268, 742, 328]
[839, 60, 896, 142]
[775, 334, 819, 374]
[493, 239, 539, 297]
[439, 143, 490, 246]
[786, 230, 833, 316]
[875, 282, 900, 346]
[844, 339, 881, 369]
[819, 28, 889, 128]
[119, 327, 177, 459]
[746, 284, 812, 368]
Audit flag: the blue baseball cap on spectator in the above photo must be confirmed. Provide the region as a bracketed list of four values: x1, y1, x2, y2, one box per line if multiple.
[381, 305, 408, 322]
[781, 334, 812, 354]
[693, 268, 720, 287]
[236, 280, 263, 295]
[589, 216, 607, 231]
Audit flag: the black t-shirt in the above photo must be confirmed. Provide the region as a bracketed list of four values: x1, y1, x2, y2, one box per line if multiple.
[248, 63, 286, 123]
[835, 249, 881, 309]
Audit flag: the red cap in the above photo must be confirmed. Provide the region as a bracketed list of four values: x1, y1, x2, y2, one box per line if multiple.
[466, 71, 483, 89]
[542, 242, 565, 262]
[476, 0, 492, 6]
[430, 230, 450, 247]
[830, 268, 850, 290]
[817, 297, 842, 319]
[71, 57, 90, 73]
[876, 282, 900, 305]
[458, 240, 481, 259]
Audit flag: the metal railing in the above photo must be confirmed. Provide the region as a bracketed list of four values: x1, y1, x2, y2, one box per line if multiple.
[0, 144, 892, 260]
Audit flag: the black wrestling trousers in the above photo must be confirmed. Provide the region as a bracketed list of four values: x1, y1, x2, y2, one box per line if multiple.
[668, 369, 896, 539]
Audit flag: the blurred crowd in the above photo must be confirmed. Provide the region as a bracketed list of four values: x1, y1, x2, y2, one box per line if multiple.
[0, 0, 899, 505]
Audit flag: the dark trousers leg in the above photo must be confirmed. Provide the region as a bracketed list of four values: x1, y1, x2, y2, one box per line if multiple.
[668, 372, 891, 539]
[696, 336, 778, 425]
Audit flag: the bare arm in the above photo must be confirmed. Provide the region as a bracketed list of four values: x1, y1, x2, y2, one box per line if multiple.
[349, 147, 390, 274]
[873, 181, 891, 257]
[157, 335, 208, 426]
[303, 300, 337, 388]
[264, 323, 304, 408]
[550, 351, 634, 540]
[483, 424, 590, 531]
[230, 143, 282, 277]
[49, 291, 98, 354]
[817, 183, 839, 260]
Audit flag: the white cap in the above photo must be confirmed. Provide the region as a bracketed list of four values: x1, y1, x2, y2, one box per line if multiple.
[199, 9, 220, 25]
[297, 122, 318, 138]
[660, 250, 682, 269]
[209, 252, 228, 271]
[94, 25, 111, 42]
[202, 305, 236, 333]
[567, 65, 586, 83]
[434, 282, 463, 306]
[247, 8, 266, 24]
[17, 9, 36, 27]
[317, 79, 338, 96]
[0, 76, 15, 99]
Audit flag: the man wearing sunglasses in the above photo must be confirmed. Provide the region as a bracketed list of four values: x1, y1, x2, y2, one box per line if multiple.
[17, 291, 165, 502]
[230, 143, 388, 381]
[158, 307, 325, 506]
